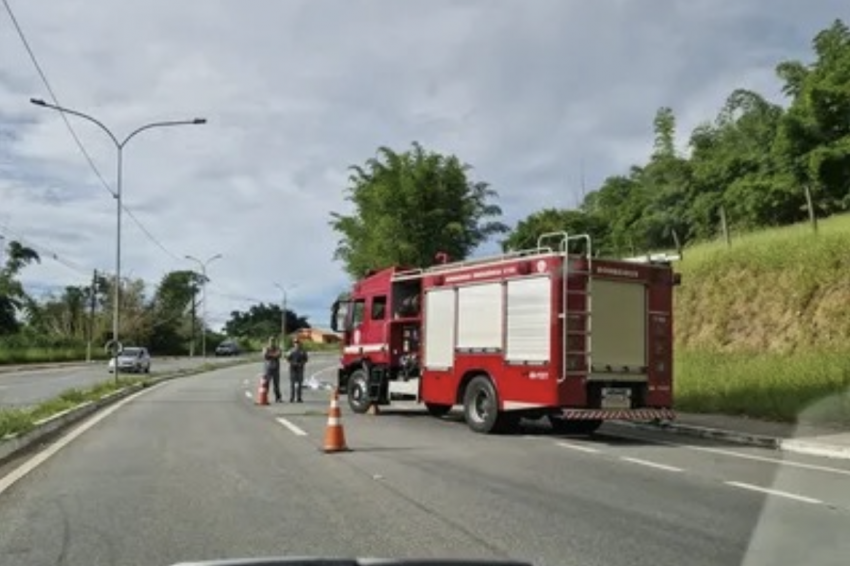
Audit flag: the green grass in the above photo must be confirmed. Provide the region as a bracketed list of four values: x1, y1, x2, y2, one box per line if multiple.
[673, 214, 850, 425]
[676, 350, 850, 426]
[0, 346, 109, 365]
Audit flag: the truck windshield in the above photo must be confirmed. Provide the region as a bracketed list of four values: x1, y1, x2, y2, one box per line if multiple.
[331, 300, 351, 332]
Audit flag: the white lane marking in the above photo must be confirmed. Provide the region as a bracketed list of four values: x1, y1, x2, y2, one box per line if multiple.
[0, 383, 166, 497]
[724, 481, 823, 505]
[611, 430, 850, 477]
[556, 441, 600, 454]
[244, 391, 252, 399]
[276, 417, 308, 436]
[308, 365, 337, 380]
[620, 456, 683, 473]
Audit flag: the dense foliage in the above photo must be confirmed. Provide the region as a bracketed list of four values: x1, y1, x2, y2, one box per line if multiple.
[503, 20, 850, 255]
[223, 302, 309, 341]
[0, 240, 310, 358]
[330, 141, 509, 278]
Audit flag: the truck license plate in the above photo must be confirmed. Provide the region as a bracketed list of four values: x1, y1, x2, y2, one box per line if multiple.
[601, 387, 632, 409]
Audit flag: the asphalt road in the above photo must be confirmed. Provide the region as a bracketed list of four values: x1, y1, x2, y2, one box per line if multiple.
[0, 356, 246, 408]
[0, 357, 848, 566]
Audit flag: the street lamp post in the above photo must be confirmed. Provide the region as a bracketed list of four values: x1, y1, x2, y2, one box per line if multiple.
[186, 254, 223, 358]
[30, 98, 205, 380]
[274, 282, 297, 345]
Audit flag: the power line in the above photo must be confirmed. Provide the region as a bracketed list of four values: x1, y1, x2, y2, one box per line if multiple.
[0, 225, 94, 277]
[1, 227, 266, 309]
[1, 0, 113, 199]
[2, 0, 182, 263]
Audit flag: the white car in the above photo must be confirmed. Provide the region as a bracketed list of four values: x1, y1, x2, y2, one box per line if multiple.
[108, 346, 151, 374]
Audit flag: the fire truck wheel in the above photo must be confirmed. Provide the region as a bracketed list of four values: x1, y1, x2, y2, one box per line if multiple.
[425, 403, 452, 417]
[463, 376, 501, 434]
[346, 369, 372, 414]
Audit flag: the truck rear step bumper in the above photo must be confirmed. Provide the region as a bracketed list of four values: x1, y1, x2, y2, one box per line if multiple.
[559, 408, 675, 421]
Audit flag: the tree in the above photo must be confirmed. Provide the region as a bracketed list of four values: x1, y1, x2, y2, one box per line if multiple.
[145, 270, 205, 354]
[0, 240, 40, 335]
[500, 208, 610, 255]
[224, 302, 309, 340]
[330, 141, 509, 278]
[773, 19, 850, 214]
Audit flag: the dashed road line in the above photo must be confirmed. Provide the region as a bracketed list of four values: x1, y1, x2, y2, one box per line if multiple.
[276, 417, 308, 436]
[546, 437, 832, 508]
[724, 481, 823, 505]
[620, 456, 683, 473]
[604, 430, 850, 477]
[244, 390, 252, 400]
[555, 441, 600, 454]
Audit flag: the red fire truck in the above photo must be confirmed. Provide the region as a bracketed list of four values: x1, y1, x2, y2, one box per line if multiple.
[329, 232, 681, 434]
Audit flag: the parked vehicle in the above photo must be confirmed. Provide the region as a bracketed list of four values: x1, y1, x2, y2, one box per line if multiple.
[108, 346, 152, 374]
[215, 341, 241, 356]
[330, 232, 681, 434]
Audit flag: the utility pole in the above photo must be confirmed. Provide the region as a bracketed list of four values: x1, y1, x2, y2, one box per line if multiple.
[274, 282, 297, 346]
[189, 283, 197, 357]
[282, 292, 288, 340]
[86, 269, 97, 363]
[30, 98, 206, 381]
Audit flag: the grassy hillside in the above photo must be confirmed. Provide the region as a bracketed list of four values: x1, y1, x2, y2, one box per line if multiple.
[673, 215, 850, 425]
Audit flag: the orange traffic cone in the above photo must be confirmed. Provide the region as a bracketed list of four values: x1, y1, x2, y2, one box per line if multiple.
[255, 375, 270, 406]
[322, 387, 349, 453]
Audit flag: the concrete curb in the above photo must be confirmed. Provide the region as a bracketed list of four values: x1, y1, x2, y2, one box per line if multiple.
[0, 363, 240, 465]
[779, 438, 850, 460]
[611, 420, 850, 460]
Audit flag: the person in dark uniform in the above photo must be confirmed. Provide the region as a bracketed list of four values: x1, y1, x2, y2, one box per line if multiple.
[286, 339, 309, 403]
[262, 336, 283, 403]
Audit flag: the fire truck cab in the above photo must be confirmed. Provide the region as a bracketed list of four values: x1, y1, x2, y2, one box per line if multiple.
[329, 232, 681, 434]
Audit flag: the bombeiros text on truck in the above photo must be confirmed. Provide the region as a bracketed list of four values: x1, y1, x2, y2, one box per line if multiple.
[329, 232, 682, 434]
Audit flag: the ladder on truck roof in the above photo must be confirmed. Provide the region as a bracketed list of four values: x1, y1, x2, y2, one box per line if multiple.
[535, 232, 594, 383]
[392, 242, 564, 282]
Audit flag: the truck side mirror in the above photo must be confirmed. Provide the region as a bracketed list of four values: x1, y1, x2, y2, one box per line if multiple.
[330, 301, 339, 333]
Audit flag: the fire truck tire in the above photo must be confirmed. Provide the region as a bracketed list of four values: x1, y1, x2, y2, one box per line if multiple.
[425, 403, 452, 417]
[346, 369, 372, 414]
[547, 416, 602, 435]
[463, 376, 504, 434]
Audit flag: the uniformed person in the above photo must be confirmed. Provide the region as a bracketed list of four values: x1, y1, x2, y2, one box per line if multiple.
[286, 339, 309, 403]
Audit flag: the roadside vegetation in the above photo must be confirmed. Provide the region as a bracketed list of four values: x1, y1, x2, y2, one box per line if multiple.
[0, 241, 321, 365]
[674, 214, 850, 425]
[328, 20, 850, 425]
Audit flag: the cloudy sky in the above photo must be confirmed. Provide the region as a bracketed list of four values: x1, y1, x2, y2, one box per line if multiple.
[0, 0, 845, 331]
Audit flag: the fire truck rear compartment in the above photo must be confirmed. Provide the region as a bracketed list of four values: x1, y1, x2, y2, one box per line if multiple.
[582, 278, 648, 412]
[588, 278, 647, 381]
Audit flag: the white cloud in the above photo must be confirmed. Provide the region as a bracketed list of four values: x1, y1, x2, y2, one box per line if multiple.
[0, 0, 845, 330]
